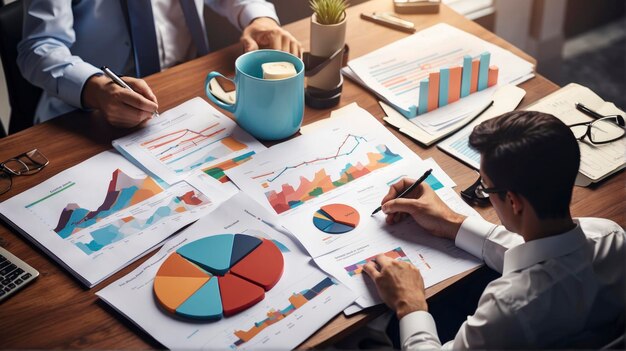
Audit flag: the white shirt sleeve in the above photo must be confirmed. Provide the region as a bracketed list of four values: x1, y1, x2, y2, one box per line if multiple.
[400, 284, 527, 350]
[455, 216, 525, 274]
[205, 0, 279, 30]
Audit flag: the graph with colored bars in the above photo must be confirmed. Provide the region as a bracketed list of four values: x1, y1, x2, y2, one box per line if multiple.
[258, 134, 403, 214]
[140, 123, 249, 174]
[202, 151, 255, 183]
[344, 247, 412, 276]
[231, 277, 337, 348]
[417, 51, 498, 115]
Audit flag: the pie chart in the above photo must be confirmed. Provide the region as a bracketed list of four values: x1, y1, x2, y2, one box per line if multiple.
[153, 234, 284, 320]
[312, 203, 360, 234]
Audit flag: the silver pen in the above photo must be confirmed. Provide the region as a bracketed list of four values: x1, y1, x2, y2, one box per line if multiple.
[101, 66, 160, 118]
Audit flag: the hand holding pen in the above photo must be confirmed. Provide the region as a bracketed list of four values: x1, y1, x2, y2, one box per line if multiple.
[372, 169, 432, 216]
[375, 169, 467, 240]
[82, 67, 159, 128]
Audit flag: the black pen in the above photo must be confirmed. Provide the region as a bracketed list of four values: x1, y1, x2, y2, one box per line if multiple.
[101, 66, 160, 117]
[371, 168, 433, 216]
[575, 103, 603, 120]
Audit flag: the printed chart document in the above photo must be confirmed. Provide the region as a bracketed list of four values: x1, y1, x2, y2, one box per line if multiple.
[313, 163, 482, 310]
[227, 105, 424, 257]
[343, 23, 534, 124]
[0, 150, 228, 287]
[97, 193, 356, 350]
[113, 97, 265, 186]
[524, 83, 626, 186]
[384, 84, 526, 147]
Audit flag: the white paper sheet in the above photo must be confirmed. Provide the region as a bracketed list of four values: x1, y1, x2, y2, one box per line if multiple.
[314, 180, 482, 310]
[96, 193, 356, 349]
[226, 105, 425, 256]
[344, 23, 534, 119]
[113, 97, 265, 185]
[0, 150, 228, 287]
[524, 83, 626, 184]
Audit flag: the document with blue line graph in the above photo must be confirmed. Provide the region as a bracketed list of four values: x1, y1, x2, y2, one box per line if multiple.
[112, 97, 265, 185]
[345, 23, 533, 121]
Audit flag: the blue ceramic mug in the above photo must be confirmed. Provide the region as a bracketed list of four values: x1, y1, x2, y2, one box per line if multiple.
[205, 50, 305, 140]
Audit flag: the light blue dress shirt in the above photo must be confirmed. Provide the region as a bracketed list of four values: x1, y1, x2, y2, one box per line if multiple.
[17, 0, 279, 123]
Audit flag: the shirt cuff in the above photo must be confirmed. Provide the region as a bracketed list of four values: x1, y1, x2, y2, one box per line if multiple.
[238, 2, 280, 29]
[455, 216, 497, 260]
[399, 311, 441, 347]
[57, 61, 103, 109]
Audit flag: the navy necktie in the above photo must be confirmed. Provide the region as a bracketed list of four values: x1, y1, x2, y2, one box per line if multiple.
[124, 0, 161, 77]
[178, 0, 209, 56]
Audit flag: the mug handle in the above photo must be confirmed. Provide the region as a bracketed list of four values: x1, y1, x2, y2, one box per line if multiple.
[205, 72, 236, 113]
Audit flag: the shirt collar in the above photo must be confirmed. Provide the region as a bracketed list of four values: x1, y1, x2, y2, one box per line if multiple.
[502, 220, 587, 275]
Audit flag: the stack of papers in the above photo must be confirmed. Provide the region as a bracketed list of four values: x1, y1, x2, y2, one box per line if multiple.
[97, 193, 356, 349]
[343, 23, 534, 140]
[0, 150, 229, 287]
[524, 83, 626, 186]
[227, 105, 483, 314]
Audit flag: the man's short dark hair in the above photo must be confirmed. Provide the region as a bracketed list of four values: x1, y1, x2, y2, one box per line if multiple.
[468, 111, 580, 219]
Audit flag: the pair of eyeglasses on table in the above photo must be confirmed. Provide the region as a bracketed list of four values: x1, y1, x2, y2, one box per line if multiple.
[0, 149, 46, 302]
[572, 103, 626, 144]
[0, 149, 49, 196]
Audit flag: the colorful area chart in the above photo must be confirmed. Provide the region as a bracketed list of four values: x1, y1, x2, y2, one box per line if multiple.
[154, 234, 284, 320]
[264, 135, 402, 214]
[313, 204, 360, 234]
[54, 169, 162, 239]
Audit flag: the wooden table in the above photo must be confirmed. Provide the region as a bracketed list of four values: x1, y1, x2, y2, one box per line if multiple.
[1, 1, 624, 348]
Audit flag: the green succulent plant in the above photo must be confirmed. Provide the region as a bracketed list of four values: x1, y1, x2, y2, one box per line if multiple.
[310, 0, 348, 25]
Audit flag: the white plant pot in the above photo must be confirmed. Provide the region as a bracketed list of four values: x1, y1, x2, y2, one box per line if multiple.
[308, 13, 346, 91]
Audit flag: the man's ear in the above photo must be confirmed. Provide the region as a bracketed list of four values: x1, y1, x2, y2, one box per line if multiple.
[506, 191, 524, 215]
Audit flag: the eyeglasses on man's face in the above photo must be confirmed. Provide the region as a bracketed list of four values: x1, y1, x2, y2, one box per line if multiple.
[569, 115, 626, 145]
[0, 149, 49, 195]
[461, 174, 507, 203]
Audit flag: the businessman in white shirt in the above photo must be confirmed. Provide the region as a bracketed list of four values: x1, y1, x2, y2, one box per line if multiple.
[18, 0, 301, 128]
[363, 111, 625, 349]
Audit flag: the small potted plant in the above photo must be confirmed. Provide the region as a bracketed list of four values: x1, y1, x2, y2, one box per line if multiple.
[306, 0, 348, 107]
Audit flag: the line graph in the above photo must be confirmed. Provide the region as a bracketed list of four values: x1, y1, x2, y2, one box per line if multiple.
[258, 134, 403, 214]
[261, 134, 367, 183]
[141, 123, 219, 150]
[138, 124, 249, 174]
[113, 98, 267, 184]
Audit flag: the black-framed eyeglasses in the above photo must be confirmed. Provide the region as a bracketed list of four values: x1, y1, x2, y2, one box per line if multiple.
[0, 149, 49, 195]
[569, 115, 626, 145]
[461, 174, 507, 203]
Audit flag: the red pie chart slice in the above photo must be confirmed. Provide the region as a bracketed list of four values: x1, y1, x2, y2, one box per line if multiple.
[218, 273, 265, 316]
[230, 239, 284, 290]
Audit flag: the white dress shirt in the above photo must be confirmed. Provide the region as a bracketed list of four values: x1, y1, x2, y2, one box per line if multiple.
[152, 0, 196, 70]
[400, 217, 626, 349]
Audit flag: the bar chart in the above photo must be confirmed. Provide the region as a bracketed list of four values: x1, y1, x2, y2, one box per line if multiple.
[418, 51, 499, 115]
